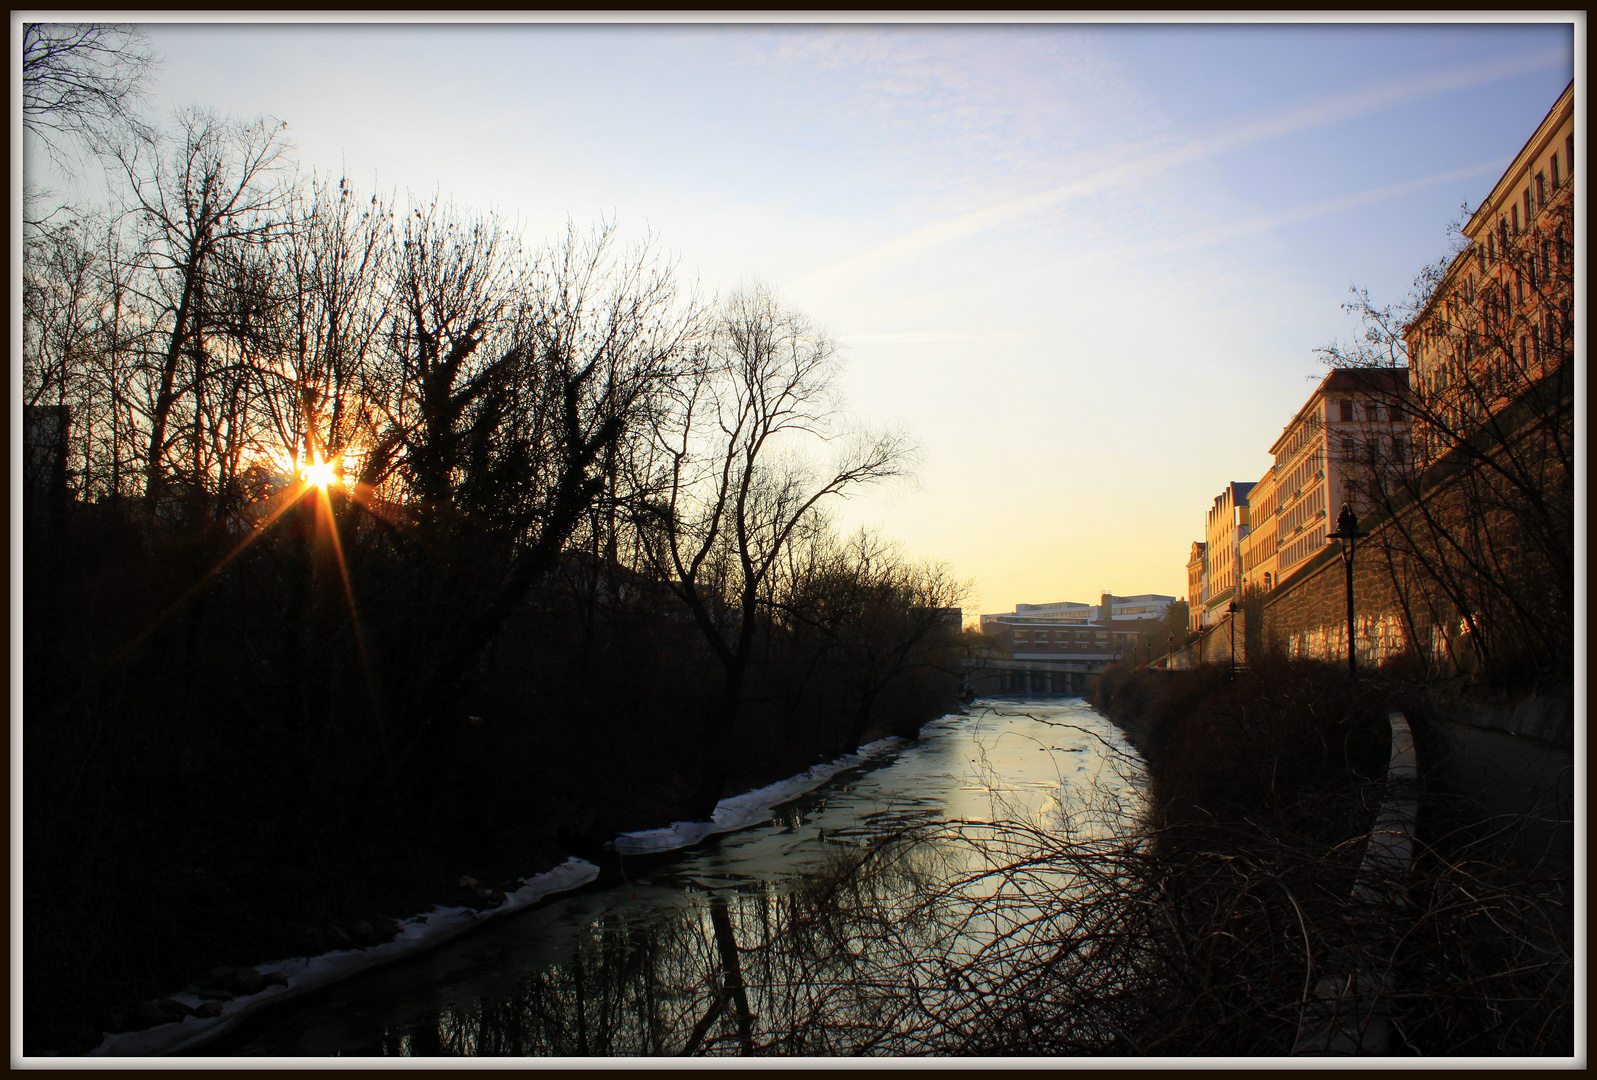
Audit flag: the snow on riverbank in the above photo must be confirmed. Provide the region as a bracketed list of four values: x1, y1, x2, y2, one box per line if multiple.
[608, 735, 907, 855]
[80, 734, 911, 1057]
[85, 857, 600, 1058]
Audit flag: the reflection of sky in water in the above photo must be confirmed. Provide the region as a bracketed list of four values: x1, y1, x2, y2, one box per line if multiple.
[223, 699, 1144, 1057]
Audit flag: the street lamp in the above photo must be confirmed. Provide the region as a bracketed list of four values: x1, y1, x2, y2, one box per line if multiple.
[1226, 598, 1239, 679]
[1167, 632, 1174, 670]
[1327, 502, 1370, 682]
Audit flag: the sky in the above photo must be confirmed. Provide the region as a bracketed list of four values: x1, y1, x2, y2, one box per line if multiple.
[21, 15, 1579, 620]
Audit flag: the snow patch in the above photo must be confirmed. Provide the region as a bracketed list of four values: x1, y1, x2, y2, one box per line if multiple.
[80, 732, 918, 1056]
[608, 736, 906, 855]
[83, 857, 600, 1058]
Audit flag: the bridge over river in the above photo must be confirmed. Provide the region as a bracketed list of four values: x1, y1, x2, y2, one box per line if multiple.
[963, 654, 1116, 696]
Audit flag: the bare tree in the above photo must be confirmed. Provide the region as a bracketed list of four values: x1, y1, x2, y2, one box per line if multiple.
[111, 108, 299, 501]
[23, 21, 158, 236]
[263, 176, 396, 485]
[643, 285, 914, 816]
[23, 22, 156, 157]
[770, 529, 967, 752]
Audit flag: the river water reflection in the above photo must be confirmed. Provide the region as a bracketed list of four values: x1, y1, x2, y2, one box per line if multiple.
[224, 698, 1146, 1057]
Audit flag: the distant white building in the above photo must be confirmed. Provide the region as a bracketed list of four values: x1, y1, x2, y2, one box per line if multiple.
[981, 593, 1175, 633]
[1104, 593, 1177, 621]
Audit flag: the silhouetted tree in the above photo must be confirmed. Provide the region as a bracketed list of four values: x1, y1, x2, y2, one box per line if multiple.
[642, 285, 914, 815]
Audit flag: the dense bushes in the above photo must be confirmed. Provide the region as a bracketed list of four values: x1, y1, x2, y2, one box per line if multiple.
[1096, 657, 1393, 839]
[1080, 657, 1571, 1054]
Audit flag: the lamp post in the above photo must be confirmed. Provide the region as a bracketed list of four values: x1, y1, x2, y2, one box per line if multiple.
[1226, 598, 1239, 679]
[1167, 632, 1173, 670]
[1327, 502, 1370, 682]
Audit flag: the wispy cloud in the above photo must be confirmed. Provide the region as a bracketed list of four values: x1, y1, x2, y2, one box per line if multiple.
[1067, 159, 1504, 271]
[794, 47, 1565, 294]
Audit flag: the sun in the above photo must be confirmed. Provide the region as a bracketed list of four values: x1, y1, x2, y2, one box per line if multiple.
[302, 458, 338, 489]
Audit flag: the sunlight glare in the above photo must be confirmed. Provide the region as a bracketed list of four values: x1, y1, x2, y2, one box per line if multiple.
[302, 457, 338, 489]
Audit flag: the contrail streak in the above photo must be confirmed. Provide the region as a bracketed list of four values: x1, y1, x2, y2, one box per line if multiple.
[795, 47, 1565, 293]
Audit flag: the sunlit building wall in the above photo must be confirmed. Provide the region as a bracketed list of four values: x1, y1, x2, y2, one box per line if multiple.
[1403, 82, 1574, 460]
[1200, 481, 1253, 626]
[1239, 461, 1280, 595]
[1186, 542, 1207, 633]
[1267, 369, 1409, 586]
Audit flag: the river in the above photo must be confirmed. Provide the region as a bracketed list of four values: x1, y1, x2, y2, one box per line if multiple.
[214, 697, 1147, 1057]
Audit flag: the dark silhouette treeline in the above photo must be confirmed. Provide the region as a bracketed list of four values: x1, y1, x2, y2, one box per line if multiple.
[23, 107, 966, 1054]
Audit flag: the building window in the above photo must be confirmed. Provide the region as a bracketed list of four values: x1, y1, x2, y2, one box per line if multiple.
[1337, 399, 1354, 422]
[1476, 243, 1487, 272]
[1526, 185, 1535, 219]
[1566, 134, 1573, 177]
[1516, 270, 1524, 303]
[1511, 203, 1519, 234]
[1551, 151, 1560, 187]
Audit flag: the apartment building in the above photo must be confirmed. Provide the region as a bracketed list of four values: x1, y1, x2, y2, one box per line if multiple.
[1261, 368, 1411, 588]
[1239, 461, 1280, 594]
[1200, 481, 1253, 626]
[1403, 83, 1573, 462]
[1186, 542, 1207, 633]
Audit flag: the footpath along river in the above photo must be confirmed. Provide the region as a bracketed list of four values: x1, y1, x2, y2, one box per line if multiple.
[209, 697, 1147, 1057]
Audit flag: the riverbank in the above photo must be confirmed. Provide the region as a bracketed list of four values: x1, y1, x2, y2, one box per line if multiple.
[47, 728, 925, 1058]
[1087, 658, 1574, 1055]
[169, 700, 1148, 1057]
[1094, 657, 1395, 836]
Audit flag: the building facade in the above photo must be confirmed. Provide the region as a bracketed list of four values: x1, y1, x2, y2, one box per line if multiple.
[1253, 369, 1411, 592]
[1105, 593, 1176, 620]
[1186, 542, 1207, 633]
[1239, 461, 1280, 594]
[1403, 83, 1573, 463]
[1179, 83, 1571, 682]
[1200, 481, 1253, 625]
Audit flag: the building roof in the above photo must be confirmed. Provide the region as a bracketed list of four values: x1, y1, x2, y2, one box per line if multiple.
[1409, 81, 1573, 337]
[1269, 368, 1407, 455]
[1462, 81, 1574, 240]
